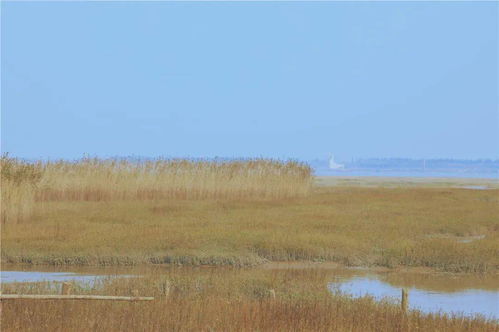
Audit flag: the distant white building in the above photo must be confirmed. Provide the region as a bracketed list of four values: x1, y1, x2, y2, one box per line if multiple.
[329, 154, 344, 170]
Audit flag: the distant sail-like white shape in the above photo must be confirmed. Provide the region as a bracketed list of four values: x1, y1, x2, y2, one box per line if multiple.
[329, 154, 344, 170]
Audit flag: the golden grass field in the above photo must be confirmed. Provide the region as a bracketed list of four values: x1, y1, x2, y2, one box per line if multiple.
[2, 268, 497, 331]
[1, 156, 498, 273]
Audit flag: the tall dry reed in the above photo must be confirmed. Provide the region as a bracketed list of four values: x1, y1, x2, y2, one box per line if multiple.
[1, 155, 42, 224]
[1, 156, 312, 223]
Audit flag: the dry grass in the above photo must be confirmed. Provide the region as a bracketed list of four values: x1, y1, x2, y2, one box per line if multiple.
[2, 185, 498, 272]
[0, 155, 42, 224]
[2, 156, 497, 272]
[1, 269, 496, 331]
[0, 156, 312, 224]
[36, 158, 312, 201]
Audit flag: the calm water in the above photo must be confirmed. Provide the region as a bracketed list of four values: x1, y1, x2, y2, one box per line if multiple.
[459, 185, 491, 190]
[2, 266, 498, 319]
[329, 276, 498, 319]
[1, 271, 106, 284]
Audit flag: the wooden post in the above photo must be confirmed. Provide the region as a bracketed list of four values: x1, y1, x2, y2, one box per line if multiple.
[160, 280, 171, 297]
[61, 282, 73, 295]
[401, 288, 408, 313]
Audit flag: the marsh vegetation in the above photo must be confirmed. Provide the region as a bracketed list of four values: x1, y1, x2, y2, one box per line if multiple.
[2, 156, 497, 273]
[1, 156, 498, 330]
[2, 268, 497, 331]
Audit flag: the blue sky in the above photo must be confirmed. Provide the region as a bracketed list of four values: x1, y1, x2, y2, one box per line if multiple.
[1, 1, 497, 160]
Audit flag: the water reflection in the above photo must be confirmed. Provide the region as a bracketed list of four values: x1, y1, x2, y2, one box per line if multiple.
[1, 271, 105, 284]
[329, 275, 498, 319]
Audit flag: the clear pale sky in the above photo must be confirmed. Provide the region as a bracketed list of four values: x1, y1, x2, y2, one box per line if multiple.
[1, 1, 497, 160]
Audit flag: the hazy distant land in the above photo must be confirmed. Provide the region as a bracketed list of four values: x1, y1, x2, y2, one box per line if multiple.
[311, 158, 498, 178]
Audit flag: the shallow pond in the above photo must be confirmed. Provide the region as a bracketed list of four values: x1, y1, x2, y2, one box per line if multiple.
[2, 265, 497, 319]
[329, 275, 498, 319]
[1, 271, 107, 284]
[458, 185, 492, 190]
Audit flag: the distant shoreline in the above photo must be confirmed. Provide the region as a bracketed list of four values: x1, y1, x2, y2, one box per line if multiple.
[313, 171, 497, 180]
[315, 175, 499, 188]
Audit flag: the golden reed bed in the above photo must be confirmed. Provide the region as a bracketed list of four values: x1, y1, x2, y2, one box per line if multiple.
[1, 155, 312, 224]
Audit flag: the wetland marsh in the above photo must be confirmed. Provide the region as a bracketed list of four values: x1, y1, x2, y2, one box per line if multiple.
[1, 157, 498, 330]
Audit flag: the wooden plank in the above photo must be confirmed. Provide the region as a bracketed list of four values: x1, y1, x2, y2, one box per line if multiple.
[0, 295, 154, 301]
